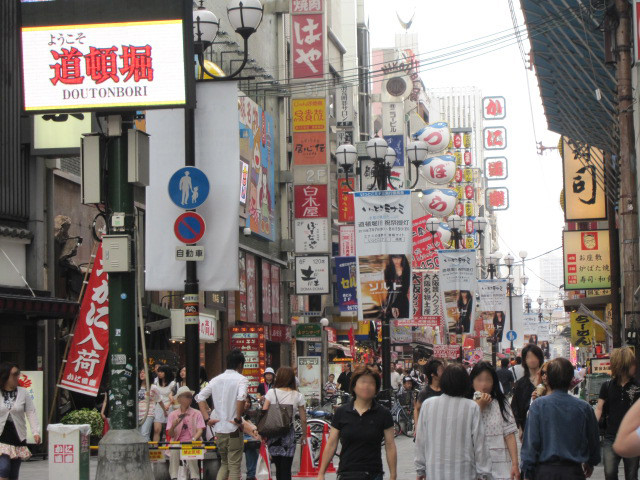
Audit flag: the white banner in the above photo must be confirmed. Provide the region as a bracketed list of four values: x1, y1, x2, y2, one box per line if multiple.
[477, 279, 508, 343]
[145, 82, 240, 291]
[438, 249, 477, 334]
[335, 84, 354, 127]
[297, 356, 321, 404]
[523, 312, 539, 345]
[354, 190, 412, 321]
[381, 102, 404, 136]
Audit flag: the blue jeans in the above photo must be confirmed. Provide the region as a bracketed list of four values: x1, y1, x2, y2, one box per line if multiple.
[603, 437, 640, 480]
[244, 435, 259, 478]
[0, 454, 21, 480]
[139, 416, 154, 440]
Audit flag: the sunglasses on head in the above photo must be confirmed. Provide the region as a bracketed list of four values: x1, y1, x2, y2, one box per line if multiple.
[541, 370, 547, 376]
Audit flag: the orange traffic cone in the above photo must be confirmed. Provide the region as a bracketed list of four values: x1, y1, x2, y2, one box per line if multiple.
[293, 425, 318, 477]
[318, 422, 336, 473]
[256, 441, 272, 480]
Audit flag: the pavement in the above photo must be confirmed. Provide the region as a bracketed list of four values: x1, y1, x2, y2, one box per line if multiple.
[20, 435, 612, 479]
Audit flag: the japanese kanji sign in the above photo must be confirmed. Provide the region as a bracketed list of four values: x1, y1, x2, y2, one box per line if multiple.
[293, 132, 326, 165]
[412, 215, 440, 270]
[338, 179, 355, 222]
[294, 184, 328, 218]
[482, 96, 506, 120]
[290, 2, 325, 80]
[484, 156, 508, 180]
[563, 230, 611, 290]
[292, 98, 326, 132]
[570, 312, 595, 347]
[229, 326, 266, 394]
[382, 103, 404, 136]
[561, 136, 607, 221]
[336, 257, 358, 312]
[295, 255, 330, 294]
[483, 127, 507, 150]
[294, 218, 330, 253]
[60, 244, 109, 396]
[20, 16, 189, 112]
[339, 225, 356, 256]
[354, 190, 413, 321]
[336, 84, 354, 127]
[485, 187, 509, 211]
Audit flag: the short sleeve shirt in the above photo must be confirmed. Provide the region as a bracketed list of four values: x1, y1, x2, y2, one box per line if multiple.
[264, 388, 305, 408]
[417, 385, 443, 404]
[331, 401, 393, 474]
[599, 378, 640, 439]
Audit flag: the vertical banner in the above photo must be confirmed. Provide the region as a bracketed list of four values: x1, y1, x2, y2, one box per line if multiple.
[571, 312, 595, 347]
[261, 259, 271, 324]
[20, 371, 43, 443]
[271, 264, 281, 324]
[438, 249, 477, 334]
[412, 270, 444, 344]
[246, 253, 257, 323]
[339, 225, 356, 256]
[230, 326, 266, 394]
[338, 179, 355, 222]
[476, 279, 508, 343]
[335, 257, 358, 312]
[238, 252, 248, 323]
[354, 191, 412, 321]
[297, 356, 321, 404]
[412, 215, 440, 269]
[60, 244, 109, 396]
[290, 0, 325, 80]
[522, 313, 539, 345]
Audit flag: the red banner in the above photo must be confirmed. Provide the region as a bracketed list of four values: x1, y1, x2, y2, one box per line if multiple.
[294, 184, 328, 218]
[230, 326, 266, 394]
[326, 327, 337, 343]
[338, 179, 355, 222]
[432, 345, 461, 360]
[412, 215, 439, 269]
[60, 244, 109, 396]
[246, 254, 257, 323]
[271, 264, 281, 324]
[348, 326, 356, 358]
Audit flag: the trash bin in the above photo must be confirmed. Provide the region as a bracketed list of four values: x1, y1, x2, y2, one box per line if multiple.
[47, 424, 91, 480]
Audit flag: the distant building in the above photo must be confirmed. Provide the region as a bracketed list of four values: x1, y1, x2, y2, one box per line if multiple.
[538, 255, 563, 300]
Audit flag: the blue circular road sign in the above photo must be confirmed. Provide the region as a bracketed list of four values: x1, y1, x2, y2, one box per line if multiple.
[168, 167, 210, 209]
[505, 330, 517, 342]
[174, 212, 206, 244]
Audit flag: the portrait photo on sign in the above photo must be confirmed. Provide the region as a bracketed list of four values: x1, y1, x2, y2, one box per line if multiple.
[443, 289, 473, 334]
[358, 254, 411, 321]
[478, 310, 505, 343]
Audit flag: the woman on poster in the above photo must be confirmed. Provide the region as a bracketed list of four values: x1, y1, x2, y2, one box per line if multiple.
[493, 311, 506, 343]
[383, 255, 410, 319]
[456, 290, 473, 333]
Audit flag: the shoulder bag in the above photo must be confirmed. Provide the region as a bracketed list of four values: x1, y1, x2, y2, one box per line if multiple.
[257, 390, 293, 438]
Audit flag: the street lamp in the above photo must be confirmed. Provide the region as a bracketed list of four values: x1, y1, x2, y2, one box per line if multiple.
[320, 317, 330, 385]
[448, 214, 463, 248]
[183, 0, 262, 393]
[524, 295, 532, 313]
[406, 140, 429, 188]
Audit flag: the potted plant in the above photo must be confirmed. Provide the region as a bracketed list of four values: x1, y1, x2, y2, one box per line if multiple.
[61, 408, 104, 446]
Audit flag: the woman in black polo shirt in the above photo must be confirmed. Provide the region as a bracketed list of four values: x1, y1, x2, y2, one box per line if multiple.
[317, 365, 397, 480]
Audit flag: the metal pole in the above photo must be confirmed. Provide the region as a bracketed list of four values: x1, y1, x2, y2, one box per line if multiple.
[490, 265, 496, 367]
[184, 106, 200, 393]
[377, 159, 392, 394]
[508, 280, 514, 353]
[107, 114, 137, 429]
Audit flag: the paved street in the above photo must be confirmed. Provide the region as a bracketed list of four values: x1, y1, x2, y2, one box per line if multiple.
[20, 435, 612, 480]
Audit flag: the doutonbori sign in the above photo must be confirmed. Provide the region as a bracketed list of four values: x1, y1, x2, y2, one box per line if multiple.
[19, 0, 194, 112]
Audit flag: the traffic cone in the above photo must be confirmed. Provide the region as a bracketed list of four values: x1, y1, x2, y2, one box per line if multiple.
[318, 422, 336, 473]
[293, 425, 318, 477]
[256, 441, 272, 480]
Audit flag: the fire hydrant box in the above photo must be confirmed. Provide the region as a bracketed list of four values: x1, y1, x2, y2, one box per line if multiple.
[47, 424, 91, 480]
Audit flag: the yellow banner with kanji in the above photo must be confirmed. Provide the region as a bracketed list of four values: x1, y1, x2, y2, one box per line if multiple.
[570, 312, 595, 347]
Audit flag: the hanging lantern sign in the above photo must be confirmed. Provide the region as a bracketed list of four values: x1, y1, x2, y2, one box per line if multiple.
[464, 151, 472, 165]
[454, 168, 463, 183]
[413, 122, 451, 153]
[419, 155, 456, 185]
[420, 188, 458, 217]
[455, 202, 464, 217]
[465, 184, 475, 200]
[453, 134, 462, 148]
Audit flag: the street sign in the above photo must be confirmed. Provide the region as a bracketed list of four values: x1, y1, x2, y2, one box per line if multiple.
[175, 245, 205, 261]
[174, 212, 206, 244]
[506, 330, 517, 342]
[168, 167, 210, 209]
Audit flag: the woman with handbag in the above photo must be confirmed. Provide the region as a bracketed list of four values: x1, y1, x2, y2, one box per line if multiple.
[317, 365, 397, 480]
[261, 367, 307, 480]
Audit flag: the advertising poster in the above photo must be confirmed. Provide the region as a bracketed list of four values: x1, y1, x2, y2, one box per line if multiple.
[412, 215, 440, 270]
[238, 252, 247, 323]
[433, 345, 461, 360]
[335, 257, 358, 312]
[297, 356, 321, 404]
[238, 95, 276, 241]
[20, 371, 43, 443]
[522, 313, 539, 345]
[246, 253, 257, 323]
[412, 270, 444, 343]
[339, 225, 356, 257]
[230, 326, 266, 394]
[59, 244, 109, 396]
[563, 230, 611, 290]
[354, 190, 412, 321]
[438, 249, 477, 334]
[477, 279, 508, 343]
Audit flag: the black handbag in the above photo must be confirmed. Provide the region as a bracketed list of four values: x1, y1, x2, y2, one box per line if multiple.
[257, 391, 293, 438]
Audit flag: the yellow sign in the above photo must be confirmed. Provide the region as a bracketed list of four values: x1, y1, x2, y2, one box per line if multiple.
[463, 168, 473, 182]
[571, 312, 595, 347]
[464, 202, 474, 217]
[33, 113, 92, 153]
[561, 136, 607, 221]
[454, 151, 462, 165]
[292, 99, 326, 132]
[149, 449, 165, 463]
[465, 236, 474, 249]
[180, 447, 204, 460]
[563, 230, 611, 290]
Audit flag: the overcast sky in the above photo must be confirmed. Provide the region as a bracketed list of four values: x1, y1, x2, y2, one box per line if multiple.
[367, 0, 565, 298]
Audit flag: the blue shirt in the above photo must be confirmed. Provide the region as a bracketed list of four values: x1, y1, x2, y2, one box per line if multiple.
[521, 390, 600, 478]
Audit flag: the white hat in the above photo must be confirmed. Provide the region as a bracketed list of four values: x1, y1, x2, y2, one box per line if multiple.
[264, 367, 275, 375]
[175, 385, 195, 398]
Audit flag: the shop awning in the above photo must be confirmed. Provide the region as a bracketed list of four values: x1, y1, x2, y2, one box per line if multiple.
[0, 292, 79, 319]
[521, 0, 618, 153]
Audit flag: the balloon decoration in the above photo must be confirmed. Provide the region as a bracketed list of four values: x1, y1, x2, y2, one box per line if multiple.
[412, 122, 451, 153]
[418, 155, 456, 185]
[437, 222, 452, 246]
[420, 189, 458, 217]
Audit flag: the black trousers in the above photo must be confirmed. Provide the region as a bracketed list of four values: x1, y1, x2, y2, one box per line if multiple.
[272, 455, 294, 480]
[535, 463, 585, 480]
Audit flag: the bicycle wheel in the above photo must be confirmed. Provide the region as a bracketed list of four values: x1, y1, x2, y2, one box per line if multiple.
[397, 410, 414, 438]
[393, 420, 401, 438]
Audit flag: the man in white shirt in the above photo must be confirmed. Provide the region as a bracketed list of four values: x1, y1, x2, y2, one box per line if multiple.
[510, 356, 524, 382]
[390, 364, 403, 391]
[196, 350, 248, 480]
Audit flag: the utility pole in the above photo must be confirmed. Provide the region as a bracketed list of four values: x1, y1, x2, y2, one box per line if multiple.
[615, 0, 640, 347]
[96, 114, 153, 480]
